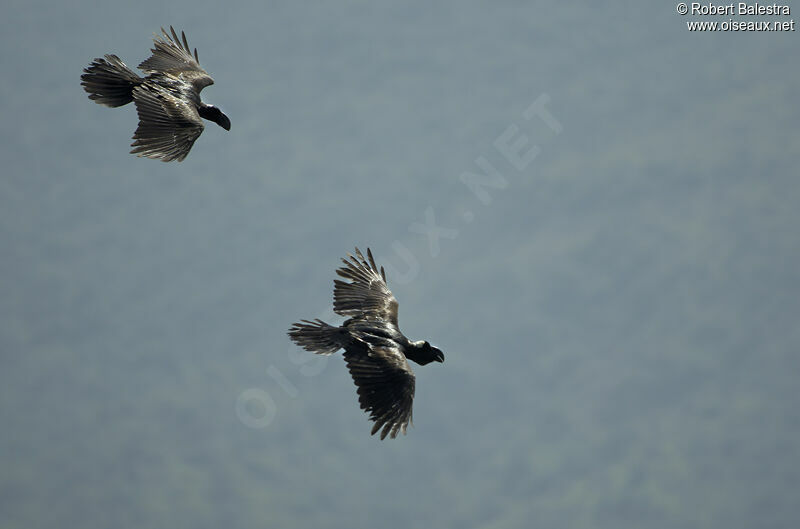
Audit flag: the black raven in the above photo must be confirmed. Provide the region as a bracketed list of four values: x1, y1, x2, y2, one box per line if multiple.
[288, 248, 444, 439]
[81, 26, 230, 162]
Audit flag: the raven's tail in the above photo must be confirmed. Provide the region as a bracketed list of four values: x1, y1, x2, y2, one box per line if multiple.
[288, 319, 344, 355]
[81, 54, 141, 107]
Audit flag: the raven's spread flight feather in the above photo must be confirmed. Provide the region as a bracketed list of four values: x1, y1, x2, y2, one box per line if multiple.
[289, 248, 444, 439]
[81, 26, 230, 162]
[334, 249, 399, 325]
[344, 343, 416, 440]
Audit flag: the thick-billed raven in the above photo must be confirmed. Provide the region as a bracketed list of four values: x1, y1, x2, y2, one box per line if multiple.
[81, 26, 230, 162]
[288, 248, 444, 439]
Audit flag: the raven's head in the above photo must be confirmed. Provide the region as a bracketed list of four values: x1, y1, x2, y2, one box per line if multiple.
[409, 340, 445, 365]
[199, 104, 231, 131]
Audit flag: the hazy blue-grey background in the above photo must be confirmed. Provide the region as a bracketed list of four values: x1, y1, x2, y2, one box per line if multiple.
[2, 1, 798, 528]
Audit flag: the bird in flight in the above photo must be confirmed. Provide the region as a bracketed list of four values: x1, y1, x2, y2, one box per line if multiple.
[288, 248, 445, 439]
[81, 26, 230, 162]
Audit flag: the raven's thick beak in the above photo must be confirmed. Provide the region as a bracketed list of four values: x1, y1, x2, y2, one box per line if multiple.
[218, 112, 231, 131]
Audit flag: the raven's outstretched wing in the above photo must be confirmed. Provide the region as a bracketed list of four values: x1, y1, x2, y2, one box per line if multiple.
[343, 344, 415, 439]
[130, 85, 204, 162]
[334, 248, 399, 326]
[138, 26, 214, 93]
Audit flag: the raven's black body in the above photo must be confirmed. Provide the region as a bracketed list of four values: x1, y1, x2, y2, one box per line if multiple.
[81, 26, 230, 162]
[288, 248, 444, 439]
[342, 318, 443, 367]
